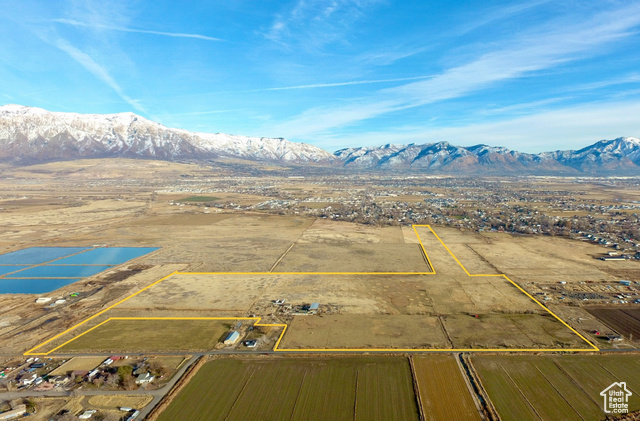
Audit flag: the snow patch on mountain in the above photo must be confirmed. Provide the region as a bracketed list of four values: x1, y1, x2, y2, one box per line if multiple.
[0, 105, 334, 164]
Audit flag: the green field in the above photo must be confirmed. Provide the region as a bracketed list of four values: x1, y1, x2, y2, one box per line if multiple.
[157, 357, 420, 421]
[178, 196, 221, 202]
[58, 319, 233, 352]
[473, 355, 640, 421]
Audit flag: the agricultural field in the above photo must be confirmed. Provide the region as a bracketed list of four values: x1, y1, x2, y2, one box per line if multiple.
[585, 307, 640, 342]
[472, 355, 640, 421]
[279, 314, 450, 350]
[86, 395, 153, 410]
[274, 219, 432, 273]
[49, 356, 107, 375]
[117, 273, 273, 312]
[467, 233, 633, 285]
[57, 319, 236, 353]
[442, 313, 589, 349]
[412, 355, 481, 421]
[177, 196, 221, 202]
[156, 357, 420, 421]
[32, 221, 596, 353]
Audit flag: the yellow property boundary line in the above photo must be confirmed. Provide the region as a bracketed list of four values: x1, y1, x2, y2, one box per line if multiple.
[24, 225, 599, 355]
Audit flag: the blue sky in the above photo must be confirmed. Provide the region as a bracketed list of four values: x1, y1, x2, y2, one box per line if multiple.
[1, 0, 640, 152]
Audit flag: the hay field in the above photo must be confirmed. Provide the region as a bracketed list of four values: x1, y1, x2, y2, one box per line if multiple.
[412, 355, 481, 421]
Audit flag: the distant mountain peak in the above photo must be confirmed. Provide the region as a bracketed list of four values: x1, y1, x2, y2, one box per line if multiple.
[1, 105, 638, 174]
[334, 138, 640, 174]
[0, 105, 335, 164]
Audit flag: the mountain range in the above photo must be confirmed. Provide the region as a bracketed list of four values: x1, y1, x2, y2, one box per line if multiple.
[1, 105, 639, 175]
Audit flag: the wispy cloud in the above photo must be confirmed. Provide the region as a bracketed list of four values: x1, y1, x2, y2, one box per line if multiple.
[355, 46, 430, 66]
[572, 73, 640, 91]
[263, 75, 433, 91]
[51, 37, 146, 113]
[264, 0, 380, 47]
[480, 97, 571, 115]
[269, 3, 640, 138]
[52, 18, 222, 41]
[454, 0, 553, 36]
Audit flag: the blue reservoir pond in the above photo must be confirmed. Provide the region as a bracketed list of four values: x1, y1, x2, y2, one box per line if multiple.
[8, 265, 112, 278]
[52, 247, 159, 265]
[0, 266, 29, 277]
[0, 247, 89, 265]
[0, 278, 81, 295]
[0, 246, 159, 294]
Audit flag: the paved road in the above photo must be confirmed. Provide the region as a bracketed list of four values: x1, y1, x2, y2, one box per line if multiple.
[136, 354, 200, 420]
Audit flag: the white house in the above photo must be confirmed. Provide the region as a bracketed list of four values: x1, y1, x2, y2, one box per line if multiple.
[135, 372, 154, 385]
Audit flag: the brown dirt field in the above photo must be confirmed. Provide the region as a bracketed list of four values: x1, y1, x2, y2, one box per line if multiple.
[64, 213, 316, 272]
[443, 313, 592, 349]
[87, 395, 153, 409]
[586, 307, 640, 341]
[420, 227, 501, 275]
[421, 275, 539, 314]
[412, 226, 470, 277]
[298, 219, 406, 243]
[1, 199, 148, 231]
[471, 233, 636, 284]
[118, 274, 272, 311]
[151, 355, 188, 370]
[28, 398, 69, 421]
[279, 314, 451, 349]
[275, 243, 430, 272]
[272, 274, 437, 315]
[413, 355, 482, 421]
[276, 219, 430, 272]
[546, 304, 628, 349]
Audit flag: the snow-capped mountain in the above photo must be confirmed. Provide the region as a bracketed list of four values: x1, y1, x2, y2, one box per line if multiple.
[0, 105, 335, 164]
[1, 105, 639, 174]
[335, 138, 640, 174]
[335, 142, 564, 172]
[548, 137, 640, 172]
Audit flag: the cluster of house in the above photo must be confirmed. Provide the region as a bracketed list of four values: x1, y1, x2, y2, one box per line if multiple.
[16, 358, 49, 388]
[12, 355, 157, 392]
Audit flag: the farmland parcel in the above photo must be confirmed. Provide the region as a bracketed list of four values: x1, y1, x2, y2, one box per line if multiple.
[157, 357, 420, 421]
[412, 355, 482, 421]
[472, 355, 640, 421]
